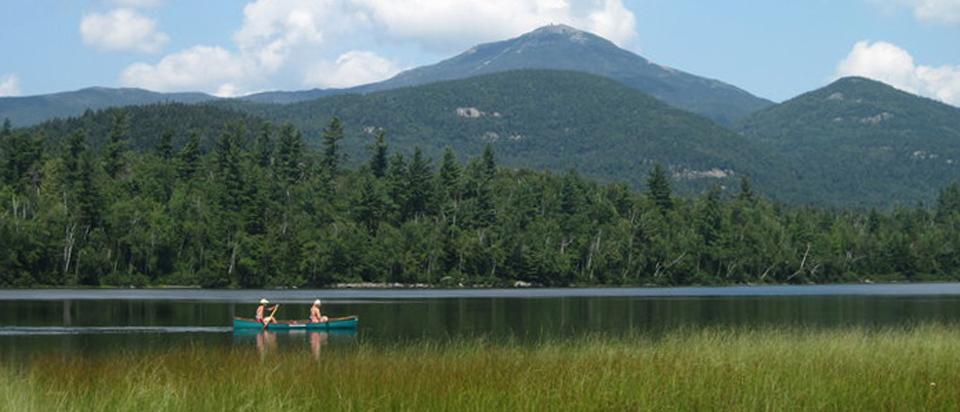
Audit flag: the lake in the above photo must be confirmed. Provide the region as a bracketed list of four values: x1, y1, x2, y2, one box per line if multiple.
[4, 283, 960, 360]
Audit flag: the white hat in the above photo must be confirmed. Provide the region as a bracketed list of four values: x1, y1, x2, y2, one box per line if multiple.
[314, 299, 321, 306]
[260, 298, 269, 304]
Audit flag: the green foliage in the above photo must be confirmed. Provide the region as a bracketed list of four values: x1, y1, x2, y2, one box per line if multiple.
[4, 116, 960, 288]
[646, 163, 673, 213]
[103, 110, 129, 179]
[738, 76, 960, 207]
[226, 70, 786, 200]
[8, 328, 960, 410]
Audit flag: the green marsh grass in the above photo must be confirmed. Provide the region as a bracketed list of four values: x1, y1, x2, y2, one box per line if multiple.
[4, 326, 960, 410]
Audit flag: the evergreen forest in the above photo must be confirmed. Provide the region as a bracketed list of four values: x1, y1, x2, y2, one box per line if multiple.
[2, 113, 960, 288]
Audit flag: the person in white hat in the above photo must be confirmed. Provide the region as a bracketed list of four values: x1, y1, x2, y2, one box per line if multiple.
[309, 299, 328, 323]
[255, 298, 278, 326]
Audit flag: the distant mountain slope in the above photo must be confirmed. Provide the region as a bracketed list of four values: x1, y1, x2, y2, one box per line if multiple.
[737, 76, 960, 207]
[240, 88, 341, 104]
[243, 25, 773, 124]
[0, 87, 216, 127]
[30, 103, 265, 151]
[233, 70, 788, 194]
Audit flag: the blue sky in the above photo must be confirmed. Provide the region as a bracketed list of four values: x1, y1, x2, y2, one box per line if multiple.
[1, 0, 958, 104]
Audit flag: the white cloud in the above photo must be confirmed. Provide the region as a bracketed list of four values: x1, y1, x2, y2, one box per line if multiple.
[0, 74, 20, 97]
[305, 50, 401, 88]
[121, 46, 252, 96]
[119, 0, 639, 95]
[911, 0, 960, 24]
[354, 0, 637, 50]
[836, 41, 960, 106]
[871, 0, 960, 25]
[80, 8, 169, 53]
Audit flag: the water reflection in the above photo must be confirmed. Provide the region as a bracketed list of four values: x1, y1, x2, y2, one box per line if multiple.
[255, 331, 277, 358]
[309, 332, 328, 360]
[6, 291, 960, 358]
[230, 329, 342, 359]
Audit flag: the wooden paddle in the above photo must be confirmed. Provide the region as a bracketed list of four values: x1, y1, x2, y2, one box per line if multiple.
[263, 304, 280, 330]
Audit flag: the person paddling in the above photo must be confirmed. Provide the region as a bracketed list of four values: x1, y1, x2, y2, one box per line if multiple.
[256, 298, 279, 327]
[310, 299, 329, 323]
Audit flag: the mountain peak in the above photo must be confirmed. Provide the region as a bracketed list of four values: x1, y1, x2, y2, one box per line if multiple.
[518, 24, 604, 46]
[827, 76, 888, 89]
[527, 23, 583, 36]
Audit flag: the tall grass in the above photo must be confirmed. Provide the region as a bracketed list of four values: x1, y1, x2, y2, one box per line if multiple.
[4, 326, 960, 410]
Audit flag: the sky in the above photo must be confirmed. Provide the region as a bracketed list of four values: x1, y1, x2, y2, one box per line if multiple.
[0, 0, 958, 105]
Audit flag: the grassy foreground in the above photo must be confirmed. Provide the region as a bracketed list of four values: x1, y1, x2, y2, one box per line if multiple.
[4, 327, 960, 411]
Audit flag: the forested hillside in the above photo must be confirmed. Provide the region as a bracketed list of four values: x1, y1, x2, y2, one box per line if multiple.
[2, 115, 960, 287]
[738, 77, 960, 207]
[229, 70, 788, 196]
[0, 87, 215, 127]
[31, 103, 266, 151]
[247, 24, 773, 125]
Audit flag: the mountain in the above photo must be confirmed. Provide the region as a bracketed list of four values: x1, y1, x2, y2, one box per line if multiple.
[30, 103, 265, 151]
[241, 88, 341, 104]
[0, 87, 216, 127]
[243, 24, 773, 124]
[737, 76, 960, 207]
[233, 69, 788, 194]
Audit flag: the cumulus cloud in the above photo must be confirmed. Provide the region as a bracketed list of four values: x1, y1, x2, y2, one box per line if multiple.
[871, 0, 960, 25]
[81, 8, 169, 53]
[911, 0, 960, 24]
[119, 0, 639, 95]
[305, 50, 402, 88]
[121, 46, 251, 96]
[836, 41, 960, 106]
[0, 74, 20, 97]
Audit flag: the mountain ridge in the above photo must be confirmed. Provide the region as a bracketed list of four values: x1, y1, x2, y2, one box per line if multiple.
[0, 87, 216, 127]
[737, 75, 960, 206]
[244, 24, 773, 124]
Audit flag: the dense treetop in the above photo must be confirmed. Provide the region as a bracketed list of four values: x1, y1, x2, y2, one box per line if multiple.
[738, 76, 960, 207]
[2, 114, 960, 288]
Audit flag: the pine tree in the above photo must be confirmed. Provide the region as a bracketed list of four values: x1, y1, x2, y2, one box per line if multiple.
[321, 117, 345, 177]
[369, 130, 388, 178]
[647, 163, 673, 212]
[438, 147, 462, 203]
[0, 119, 10, 184]
[698, 186, 723, 246]
[75, 153, 102, 229]
[103, 111, 129, 179]
[215, 125, 245, 214]
[156, 131, 174, 161]
[1, 129, 39, 187]
[63, 130, 87, 183]
[255, 123, 274, 168]
[405, 147, 434, 219]
[481, 144, 496, 181]
[385, 153, 408, 221]
[275, 124, 303, 187]
[936, 182, 960, 220]
[353, 174, 385, 233]
[738, 176, 755, 203]
[177, 131, 201, 181]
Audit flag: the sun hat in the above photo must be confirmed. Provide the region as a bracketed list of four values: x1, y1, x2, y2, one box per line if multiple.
[314, 299, 321, 305]
[260, 298, 269, 304]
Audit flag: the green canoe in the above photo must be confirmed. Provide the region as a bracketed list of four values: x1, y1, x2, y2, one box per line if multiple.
[233, 316, 358, 330]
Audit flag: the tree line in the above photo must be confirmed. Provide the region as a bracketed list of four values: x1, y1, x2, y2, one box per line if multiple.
[2, 114, 960, 287]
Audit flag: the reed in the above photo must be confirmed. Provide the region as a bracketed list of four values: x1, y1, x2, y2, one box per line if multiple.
[4, 326, 960, 411]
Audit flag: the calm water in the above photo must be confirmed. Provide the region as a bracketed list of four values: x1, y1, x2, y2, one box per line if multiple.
[4, 283, 960, 359]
